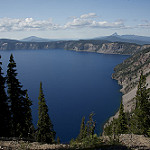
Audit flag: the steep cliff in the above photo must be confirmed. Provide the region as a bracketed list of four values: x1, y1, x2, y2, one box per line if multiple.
[64, 40, 150, 55]
[109, 47, 150, 121]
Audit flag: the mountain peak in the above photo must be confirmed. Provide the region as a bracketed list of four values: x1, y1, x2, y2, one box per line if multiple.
[21, 36, 54, 42]
[111, 32, 119, 36]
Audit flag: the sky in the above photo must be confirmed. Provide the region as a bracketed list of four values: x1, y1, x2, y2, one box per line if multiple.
[0, 0, 150, 40]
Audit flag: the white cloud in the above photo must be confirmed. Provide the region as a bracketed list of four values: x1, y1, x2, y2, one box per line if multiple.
[0, 13, 133, 32]
[0, 17, 60, 32]
[80, 13, 97, 19]
[64, 18, 92, 28]
[64, 14, 125, 29]
[90, 20, 125, 28]
[25, 18, 33, 23]
[138, 20, 150, 28]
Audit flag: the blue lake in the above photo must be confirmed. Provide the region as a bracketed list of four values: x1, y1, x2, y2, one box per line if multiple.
[0, 49, 128, 142]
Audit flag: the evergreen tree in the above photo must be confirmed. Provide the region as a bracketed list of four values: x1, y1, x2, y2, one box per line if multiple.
[117, 100, 128, 134]
[72, 113, 100, 149]
[57, 137, 60, 144]
[77, 116, 86, 141]
[22, 91, 34, 138]
[86, 112, 96, 138]
[130, 72, 150, 135]
[147, 128, 150, 137]
[37, 82, 55, 143]
[111, 118, 119, 135]
[0, 55, 10, 137]
[6, 54, 26, 137]
[103, 123, 113, 136]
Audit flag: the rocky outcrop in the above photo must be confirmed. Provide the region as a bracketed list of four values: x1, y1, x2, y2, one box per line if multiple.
[102, 134, 150, 150]
[97, 43, 140, 54]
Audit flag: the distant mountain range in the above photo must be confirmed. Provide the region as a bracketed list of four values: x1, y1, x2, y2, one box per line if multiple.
[20, 33, 150, 45]
[94, 33, 150, 45]
[21, 36, 75, 42]
[21, 36, 57, 42]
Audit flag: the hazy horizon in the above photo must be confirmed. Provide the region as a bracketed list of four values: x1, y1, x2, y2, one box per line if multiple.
[1, 32, 150, 41]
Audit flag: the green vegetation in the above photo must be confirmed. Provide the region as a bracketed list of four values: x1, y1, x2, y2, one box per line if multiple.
[104, 73, 150, 137]
[0, 54, 55, 144]
[117, 100, 128, 134]
[148, 128, 150, 136]
[130, 72, 150, 135]
[57, 136, 61, 144]
[6, 54, 33, 137]
[70, 112, 102, 149]
[70, 112, 132, 149]
[77, 116, 86, 141]
[36, 82, 55, 143]
[23, 91, 34, 138]
[103, 100, 128, 135]
[0, 55, 10, 137]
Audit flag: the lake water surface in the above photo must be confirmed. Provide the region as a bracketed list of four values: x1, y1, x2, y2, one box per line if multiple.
[0, 49, 128, 142]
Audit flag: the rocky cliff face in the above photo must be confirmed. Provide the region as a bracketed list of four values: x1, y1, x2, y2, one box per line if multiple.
[0, 40, 66, 50]
[108, 47, 150, 121]
[64, 41, 150, 55]
[98, 43, 141, 54]
[0, 39, 150, 55]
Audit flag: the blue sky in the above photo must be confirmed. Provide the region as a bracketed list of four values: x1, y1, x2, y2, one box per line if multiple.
[0, 0, 150, 39]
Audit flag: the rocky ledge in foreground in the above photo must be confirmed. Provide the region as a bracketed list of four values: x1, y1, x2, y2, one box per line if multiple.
[0, 134, 150, 150]
[102, 134, 150, 150]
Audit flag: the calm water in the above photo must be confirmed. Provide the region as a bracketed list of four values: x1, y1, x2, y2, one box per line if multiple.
[0, 49, 128, 142]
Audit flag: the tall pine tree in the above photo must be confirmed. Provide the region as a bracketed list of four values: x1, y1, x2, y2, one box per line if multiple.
[0, 55, 10, 137]
[77, 116, 86, 141]
[22, 91, 34, 138]
[130, 72, 150, 135]
[117, 100, 128, 134]
[7, 54, 27, 137]
[37, 82, 55, 143]
[86, 112, 96, 138]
